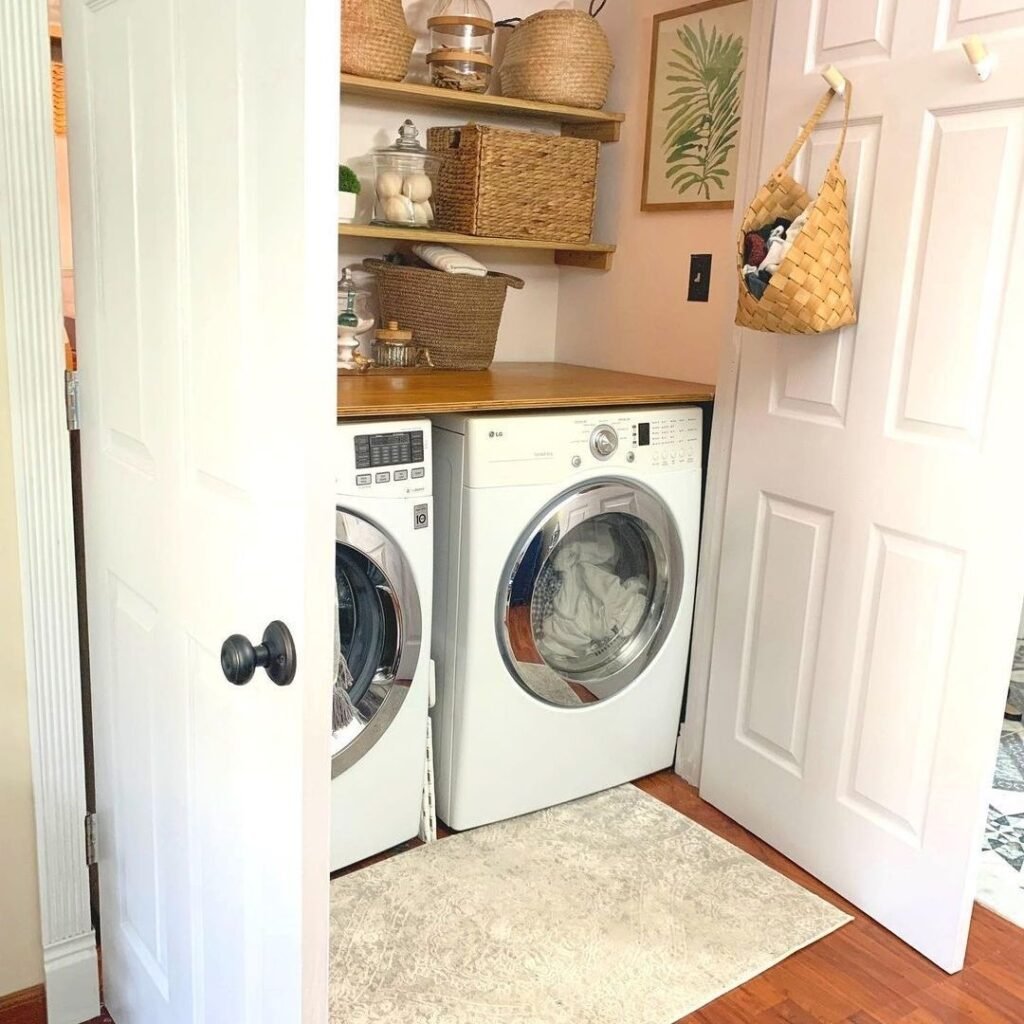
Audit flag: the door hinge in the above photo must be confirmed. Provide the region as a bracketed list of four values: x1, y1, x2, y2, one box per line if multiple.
[65, 369, 80, 431]
[84, 812, 98, 867]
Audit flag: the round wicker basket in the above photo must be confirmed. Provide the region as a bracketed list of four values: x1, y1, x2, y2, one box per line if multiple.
[498, 9, 614, 111]
[341, 0, 415, 82]
[364, 259, 524, 370]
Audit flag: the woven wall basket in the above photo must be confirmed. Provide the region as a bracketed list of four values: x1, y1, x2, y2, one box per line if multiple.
[341, 0, 415, 82]
[498, 9, 614, 111]
[364, 259, 524, 371]
[735, 86, 857, 335]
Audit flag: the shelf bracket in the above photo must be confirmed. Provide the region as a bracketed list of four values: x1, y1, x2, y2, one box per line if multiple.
[561, 121, 621, 144]
[555, 249, 614, 272]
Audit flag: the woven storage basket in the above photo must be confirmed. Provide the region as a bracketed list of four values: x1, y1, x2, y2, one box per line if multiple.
[363, 258, 524, 370]
[498, 9, 614, 110]
[341, 0, 415, 82]
[735, 87, 856, 335]
[427, 124, 599, 244]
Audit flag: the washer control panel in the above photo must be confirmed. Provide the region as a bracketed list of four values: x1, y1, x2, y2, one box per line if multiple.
[354, 429, 425, 471]
[337, 422, 431, 497]
[462, 407, 702, 488]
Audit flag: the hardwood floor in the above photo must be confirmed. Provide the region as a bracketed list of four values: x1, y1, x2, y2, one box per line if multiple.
[9, 771, 1022, 1023]
[635, 771, 1024, 1024]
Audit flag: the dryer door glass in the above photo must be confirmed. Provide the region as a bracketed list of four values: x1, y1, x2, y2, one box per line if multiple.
[499, 479, 684, 707]
[333, 509, 423, 777]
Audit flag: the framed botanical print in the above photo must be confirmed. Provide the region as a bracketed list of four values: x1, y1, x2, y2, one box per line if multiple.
[642, 0, 753, 211]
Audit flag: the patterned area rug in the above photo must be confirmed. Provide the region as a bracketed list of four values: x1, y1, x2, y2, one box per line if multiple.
[978, 677, 1024, 926]
[330, 785, 850, 1024]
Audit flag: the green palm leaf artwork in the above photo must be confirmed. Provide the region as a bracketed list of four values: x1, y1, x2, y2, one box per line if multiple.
[662, 21, 744, 200]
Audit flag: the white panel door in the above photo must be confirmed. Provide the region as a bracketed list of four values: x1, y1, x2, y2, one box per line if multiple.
[61, 0, 336, 1020]
[701, 0, 1024, 972]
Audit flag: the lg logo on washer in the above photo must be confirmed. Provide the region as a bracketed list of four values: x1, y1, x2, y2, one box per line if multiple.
[488, 430, 504, 438]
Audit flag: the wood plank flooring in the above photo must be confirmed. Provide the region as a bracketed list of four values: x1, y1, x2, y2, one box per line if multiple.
[9, 770, 1022, 1024]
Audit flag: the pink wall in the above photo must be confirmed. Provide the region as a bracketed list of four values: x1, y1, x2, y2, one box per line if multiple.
[555, 0, 746, 386]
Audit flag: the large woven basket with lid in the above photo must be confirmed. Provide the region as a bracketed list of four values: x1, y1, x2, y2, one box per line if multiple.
[341, 0, 415, 82]
[498, 9, 614, 110]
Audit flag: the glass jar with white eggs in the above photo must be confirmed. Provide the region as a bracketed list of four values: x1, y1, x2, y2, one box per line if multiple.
[371, 119, 441, 229]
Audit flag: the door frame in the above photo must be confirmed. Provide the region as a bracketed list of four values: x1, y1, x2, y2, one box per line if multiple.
[0, 3, 100, 1023]
[676, 0, 777, 786]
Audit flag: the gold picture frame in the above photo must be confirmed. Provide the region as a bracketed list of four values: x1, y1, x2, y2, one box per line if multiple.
[642, 0, 753, 212]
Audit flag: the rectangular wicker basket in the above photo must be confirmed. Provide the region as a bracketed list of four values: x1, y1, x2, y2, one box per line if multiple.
[426, 124, 599, 245]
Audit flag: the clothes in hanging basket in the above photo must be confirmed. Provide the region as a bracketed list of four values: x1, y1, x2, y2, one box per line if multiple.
[735, 86, 857, 335]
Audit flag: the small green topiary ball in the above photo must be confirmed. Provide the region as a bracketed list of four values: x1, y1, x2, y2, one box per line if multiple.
[338, 165, 361, 194]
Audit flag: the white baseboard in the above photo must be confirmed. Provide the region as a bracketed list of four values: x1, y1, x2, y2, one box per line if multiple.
[44, 934, 100, 1024]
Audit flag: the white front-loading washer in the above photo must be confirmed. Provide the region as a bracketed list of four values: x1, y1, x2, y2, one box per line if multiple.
[431, 406, 701, 831]
[331, 419, 432, 871]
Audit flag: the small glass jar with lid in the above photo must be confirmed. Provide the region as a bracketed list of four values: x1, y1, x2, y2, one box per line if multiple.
[371, 119, 441, 229]
[428, 0, 495, 93]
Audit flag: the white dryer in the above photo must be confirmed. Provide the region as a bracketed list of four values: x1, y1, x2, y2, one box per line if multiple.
[431, 406, 702, 831]
[331, 419, 432, 871]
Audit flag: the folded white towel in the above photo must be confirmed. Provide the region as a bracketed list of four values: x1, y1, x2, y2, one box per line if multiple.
[412, 243, 488, 277]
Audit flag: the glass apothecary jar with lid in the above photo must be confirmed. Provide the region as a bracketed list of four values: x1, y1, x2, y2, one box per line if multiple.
[371, 119, 440, 229]
[427, 0, 495, 93]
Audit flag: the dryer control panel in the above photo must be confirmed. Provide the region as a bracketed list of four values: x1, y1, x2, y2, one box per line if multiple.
[336, 420, 431, 498]
[456, 406, 702, 489]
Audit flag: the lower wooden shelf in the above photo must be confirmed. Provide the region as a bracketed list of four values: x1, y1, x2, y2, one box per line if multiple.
[337, 362, 716, 419]
[338, 223, 616, 271]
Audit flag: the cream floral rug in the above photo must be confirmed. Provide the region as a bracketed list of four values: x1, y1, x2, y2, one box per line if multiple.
[329, 785, 850, 1024]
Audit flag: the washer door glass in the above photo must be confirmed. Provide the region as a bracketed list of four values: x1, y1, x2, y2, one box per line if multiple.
[332, 509, 422, 777]
[498, 480, 683, 707]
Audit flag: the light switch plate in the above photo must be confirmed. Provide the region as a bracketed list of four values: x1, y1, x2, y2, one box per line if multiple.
[688, 254, 712, 302]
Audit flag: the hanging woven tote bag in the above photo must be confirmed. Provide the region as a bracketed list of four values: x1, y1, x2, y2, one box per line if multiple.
[735, 85, 856, 334]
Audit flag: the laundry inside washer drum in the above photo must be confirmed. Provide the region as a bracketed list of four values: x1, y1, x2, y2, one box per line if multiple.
[335, 545, 392, 710]
[531, 516, 654, 674]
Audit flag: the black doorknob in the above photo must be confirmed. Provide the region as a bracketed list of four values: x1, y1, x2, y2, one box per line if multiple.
[220, 620, 297, 687]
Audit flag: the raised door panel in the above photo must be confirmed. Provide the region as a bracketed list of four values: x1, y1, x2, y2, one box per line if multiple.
[839, 528, 964, 844]
[771, 120, 881, 426]
[812, 0, 897, 62]
[737, 495, 833, 777]
[944, 0, 1024, 40]
[888, 105, 1024, 448]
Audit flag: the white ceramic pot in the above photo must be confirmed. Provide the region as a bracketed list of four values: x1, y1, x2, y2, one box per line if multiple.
[338, 190, 357, 224]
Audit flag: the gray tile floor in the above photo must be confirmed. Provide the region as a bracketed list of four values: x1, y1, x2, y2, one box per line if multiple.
[977, 657, 1024, 926]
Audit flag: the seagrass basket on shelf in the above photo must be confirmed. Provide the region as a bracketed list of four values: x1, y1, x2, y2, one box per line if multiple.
[498, 6, 614, 110]
[735, 86, 857, 335]
[363, 258, 524, 370]
[341, 0, 415, 82]
[427, 124, 599, 244]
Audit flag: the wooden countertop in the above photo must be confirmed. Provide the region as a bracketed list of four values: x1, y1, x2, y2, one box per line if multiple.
[337, 362, 716, 419]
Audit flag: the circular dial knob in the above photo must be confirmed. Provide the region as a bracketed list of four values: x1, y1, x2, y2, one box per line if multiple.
[590, 425, 619, 460]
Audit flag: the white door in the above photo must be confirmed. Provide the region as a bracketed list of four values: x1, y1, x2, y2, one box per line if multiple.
[61, 0, 336, 1019]
[701, 2, 1024, 973]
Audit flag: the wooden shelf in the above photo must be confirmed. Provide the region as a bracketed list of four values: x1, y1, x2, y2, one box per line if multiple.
[340, 74, 625, 143]
[338, 362, 715, 419]
[339, 223, 616, 270]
